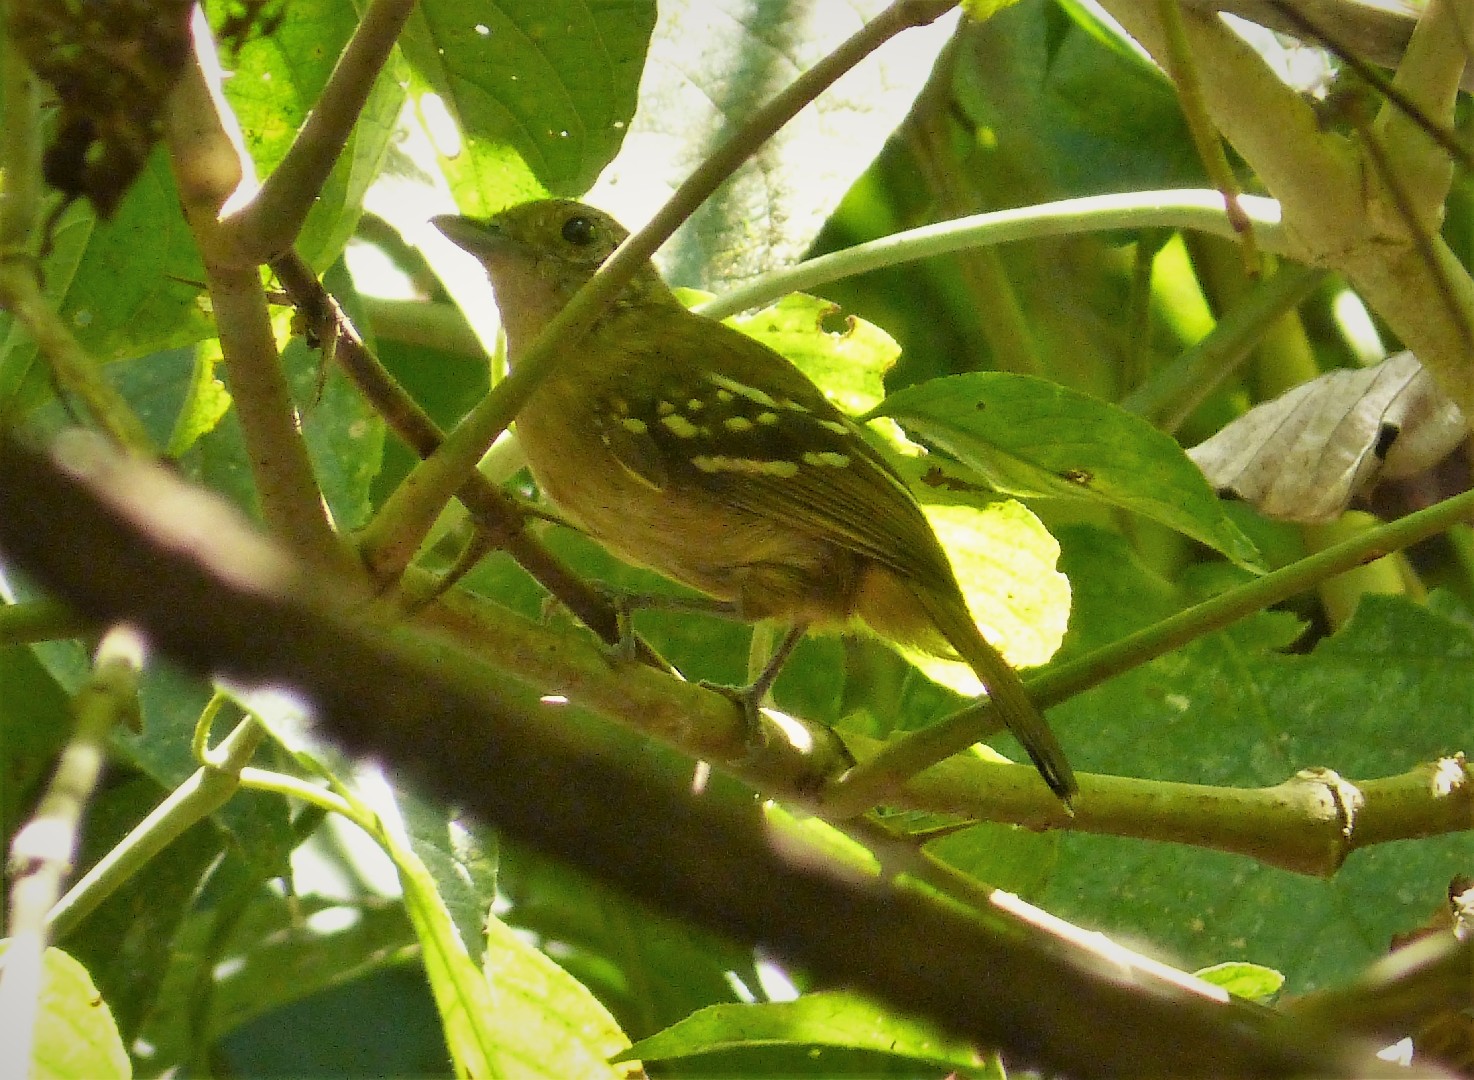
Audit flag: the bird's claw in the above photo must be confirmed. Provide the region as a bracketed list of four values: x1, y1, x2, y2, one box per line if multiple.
[698, 679, 770, 755]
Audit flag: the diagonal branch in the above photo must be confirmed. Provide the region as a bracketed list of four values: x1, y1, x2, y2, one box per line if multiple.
[226, 0, 419, 262]
[0, 429, 1414, 1080]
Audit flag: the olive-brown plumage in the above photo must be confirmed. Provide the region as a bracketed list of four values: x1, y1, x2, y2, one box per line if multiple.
[435, 199, 1075, 800]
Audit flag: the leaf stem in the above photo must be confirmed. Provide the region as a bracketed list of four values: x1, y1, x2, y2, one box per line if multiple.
[1121, 262, 1327, 431]
[698, 189, 1287, 320]
[46, 716, 267, 941]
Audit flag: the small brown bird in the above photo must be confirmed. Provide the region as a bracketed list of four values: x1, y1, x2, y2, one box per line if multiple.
[435, 199, 1076, 801]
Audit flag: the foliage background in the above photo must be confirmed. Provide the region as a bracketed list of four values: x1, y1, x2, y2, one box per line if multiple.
[0, 0, 1470, 1076]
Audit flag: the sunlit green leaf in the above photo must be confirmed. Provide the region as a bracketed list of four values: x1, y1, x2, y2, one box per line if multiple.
[878, 372, 1262, 568]
[400, 0, 655, 212]
[0, 943, 131, 1080]
[726, 293, 895, 417]
[619, 990, 994, 1074]
[1194, 962, 1285, 1003]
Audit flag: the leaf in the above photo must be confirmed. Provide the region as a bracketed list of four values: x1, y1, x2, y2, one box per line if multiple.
[1187, 351, 1464, 524]
[1194, 962, 1285, 1003]
[165, 347, 233, 458]
[286, 266, 387, 532]
[0, 156, 212, 418]
[0, 944, 131, 1080]
[400, 0, 655, 210]
[480, 915, 634, 1080]
[0, 647, 72, 842]
[398, 789, 499, 968]
[588, 0, 961, 290]
[878, 372, 1262, 568]
[136, 891, 417, 1073]
[618, 990, 992, 1073]
[961, 0, 1203, 198]
[923, 498, 1070, 671]
[1039, 527, 1472, 993]
[724, 293, 895, 417]
[360, 778, 630, 1079]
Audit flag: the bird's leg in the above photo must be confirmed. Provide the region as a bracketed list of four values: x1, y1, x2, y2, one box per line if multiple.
[582, 587, 809, 749]
[698, 622, 808, 749]
[742, 622, 807, 708]
[589, 587, 742, 660]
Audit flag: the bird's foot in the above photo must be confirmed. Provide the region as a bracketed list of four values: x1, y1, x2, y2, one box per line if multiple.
[697, 679, 770, 756]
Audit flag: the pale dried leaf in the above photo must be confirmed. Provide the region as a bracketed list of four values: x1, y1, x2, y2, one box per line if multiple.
[1187, 352, 1466, 523]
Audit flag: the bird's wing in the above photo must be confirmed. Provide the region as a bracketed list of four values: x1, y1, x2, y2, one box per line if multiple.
[605, 316, 957, 595]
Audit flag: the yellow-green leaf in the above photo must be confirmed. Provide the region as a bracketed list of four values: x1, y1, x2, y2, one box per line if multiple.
[0, 942, 131, 1080]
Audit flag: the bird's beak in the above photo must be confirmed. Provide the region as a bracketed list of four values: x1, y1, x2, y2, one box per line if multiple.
[431, 215, 507, 260]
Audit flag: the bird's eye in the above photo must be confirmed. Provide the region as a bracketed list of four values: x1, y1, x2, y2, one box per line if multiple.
[561, 215, 596, 246]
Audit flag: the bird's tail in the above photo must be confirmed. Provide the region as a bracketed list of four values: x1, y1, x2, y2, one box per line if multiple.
[914, 586, 1077, 803]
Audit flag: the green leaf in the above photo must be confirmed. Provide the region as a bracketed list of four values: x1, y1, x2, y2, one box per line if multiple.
[0, 646, 72, 842]
[362, 779, 629, 1078]
[923, 498, 1070, 673]
[725, 293, 895, 417]
[399, 0, 655, 211]
[398, 789, 499, 969]
[961, 0, 1026, 18]
[286, 300, 387, 531]
[877, 372, 1262, 569]
[0, 156, 211, 417]
[1194, 962, 1285, 1003]
[0, 944, 131, 1080]
[1040, 530, 1472, 993]
[619, 990, 993, 1073]
[480, 914, 633, 1080]
[165, 348, 233, 458]
[137, 889, 417, 1071]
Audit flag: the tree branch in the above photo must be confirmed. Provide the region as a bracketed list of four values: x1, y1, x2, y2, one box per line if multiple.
[227, 0, 418, 262]
[164, 16, 349, 572]
[0, 429, 1417, 1080]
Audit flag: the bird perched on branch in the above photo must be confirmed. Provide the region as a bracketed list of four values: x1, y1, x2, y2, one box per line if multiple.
[435, 199, 1075, 802]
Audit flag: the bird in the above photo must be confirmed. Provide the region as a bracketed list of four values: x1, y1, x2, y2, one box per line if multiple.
[434, 199, 1076, 801]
